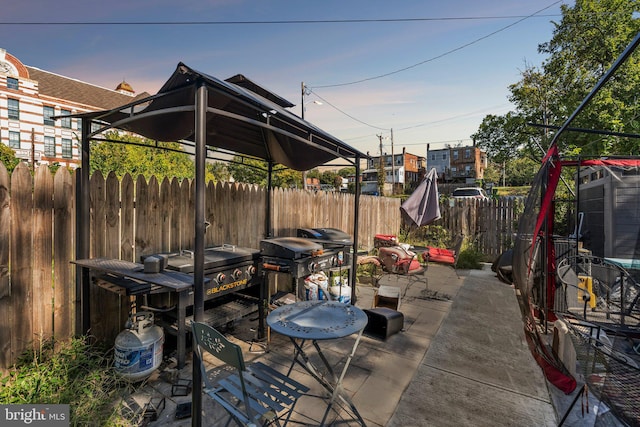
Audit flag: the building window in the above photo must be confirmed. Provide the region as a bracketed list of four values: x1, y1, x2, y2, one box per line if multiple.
[8, 98, 19, 120]
[76, 117, 82, 131]
[465, 148, 471, 158]
[7, 77, 18, 90]
[60, 109, 71, 128]
[44, 136, 56, 157]
[9, 131, 20, 149]
[62, 138, 72, 158]
[44, 106, 55, 126]
[453, 150, 459, 160]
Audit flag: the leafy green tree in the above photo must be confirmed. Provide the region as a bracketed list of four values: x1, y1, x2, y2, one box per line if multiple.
[320, 170, 339, 187]
[206, 162, 230, 183]
[337, 167, 355, 177]
[474, 0, 640, 184]
[307, 169, 320, 180]
[272, 168, 302, 188]
[483, 162, 502, 186]
[472, 113, 530, 164]
[226, 157, 268, 185]
[505, 156, 540, 186]
[226, 156, 302, 188]
[90, 131, 194, 180]
[538, 0, 640, 155]
[0, 144, 19, 173]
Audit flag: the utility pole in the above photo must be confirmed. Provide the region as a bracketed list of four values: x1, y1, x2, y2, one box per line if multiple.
[377, 134, 384, 196]
[390, 128, 394, 195]
[301, 81, 306, 120]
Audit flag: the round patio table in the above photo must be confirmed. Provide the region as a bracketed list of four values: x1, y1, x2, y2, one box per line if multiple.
[267, 300, 368, 426]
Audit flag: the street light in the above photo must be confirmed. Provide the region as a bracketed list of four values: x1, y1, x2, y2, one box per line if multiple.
[300, 82, 322, 120]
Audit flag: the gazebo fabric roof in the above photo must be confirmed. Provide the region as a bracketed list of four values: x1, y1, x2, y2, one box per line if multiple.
[79, 63, 365, 171]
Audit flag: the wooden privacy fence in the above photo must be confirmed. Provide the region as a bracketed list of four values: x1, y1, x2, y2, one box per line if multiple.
[0, 162, 523, 370]
[0, 162, 401, 370]
[432, 197, 525, 259]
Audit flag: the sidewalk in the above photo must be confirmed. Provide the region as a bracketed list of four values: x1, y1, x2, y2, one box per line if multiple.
[131, 263, 557, 426]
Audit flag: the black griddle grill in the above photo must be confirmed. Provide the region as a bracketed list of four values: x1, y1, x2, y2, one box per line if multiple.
[261, 237, 323, 259]
[142, 244, 264, 365]
[164, 245, 259, 274]
[297, 227, 354, 248]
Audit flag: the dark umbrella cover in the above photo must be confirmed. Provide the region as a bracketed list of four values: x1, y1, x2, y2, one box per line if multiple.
[400, 167, 441, 227]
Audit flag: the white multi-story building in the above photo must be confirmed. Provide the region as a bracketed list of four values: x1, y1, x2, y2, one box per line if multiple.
[0, 48, 149, 169]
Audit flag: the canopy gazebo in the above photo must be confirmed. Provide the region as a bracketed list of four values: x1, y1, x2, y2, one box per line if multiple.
[68, 63, 368, 426]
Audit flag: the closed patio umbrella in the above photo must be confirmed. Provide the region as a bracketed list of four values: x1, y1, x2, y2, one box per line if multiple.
[400, 167, 441, 227]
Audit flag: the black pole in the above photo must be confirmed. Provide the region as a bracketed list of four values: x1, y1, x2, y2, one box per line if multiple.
[558, 384, 587, 426]
[266, 162, 273, 237]
[192, 81, 207, 427]
[258, 162, 274, 340]
[76, 118, 91, 335]
[350, 154, 362, 304]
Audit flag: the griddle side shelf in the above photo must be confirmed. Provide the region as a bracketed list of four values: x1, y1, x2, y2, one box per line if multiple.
[72, 258, 207, 368]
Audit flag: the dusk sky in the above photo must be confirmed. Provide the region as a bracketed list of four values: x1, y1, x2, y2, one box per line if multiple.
[1, 0, 567, 157]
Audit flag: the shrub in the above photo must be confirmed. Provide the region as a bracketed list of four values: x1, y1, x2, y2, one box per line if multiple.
[456, 247, 484, 270]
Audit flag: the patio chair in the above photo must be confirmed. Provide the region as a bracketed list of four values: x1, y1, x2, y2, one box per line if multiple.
[357, 244, 427, 290]
[192, 322, 309, 426]
[422, 234, 465, 277]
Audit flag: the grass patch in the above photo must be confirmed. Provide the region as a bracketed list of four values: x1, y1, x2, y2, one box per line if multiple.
[0, 336, 135, 426]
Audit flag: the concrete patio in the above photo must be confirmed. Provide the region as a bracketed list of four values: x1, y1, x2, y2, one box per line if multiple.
[123, 262, 560, 426]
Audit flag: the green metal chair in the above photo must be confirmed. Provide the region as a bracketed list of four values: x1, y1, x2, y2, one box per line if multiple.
[191, 322, 309, 426]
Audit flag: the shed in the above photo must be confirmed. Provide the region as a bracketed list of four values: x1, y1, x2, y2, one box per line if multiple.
[578, 165, 640, 259]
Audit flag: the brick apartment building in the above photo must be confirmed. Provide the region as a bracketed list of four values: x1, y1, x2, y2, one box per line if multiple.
[361, 147, 426, 195]
[0, 48, 149, 169]
[426, 144, 487, 184]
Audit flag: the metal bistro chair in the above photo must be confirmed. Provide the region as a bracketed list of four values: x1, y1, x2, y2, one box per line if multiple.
[192, 322, 309, 426]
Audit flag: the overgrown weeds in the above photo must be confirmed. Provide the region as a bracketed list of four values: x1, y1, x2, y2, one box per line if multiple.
[0, 336, 135, 426]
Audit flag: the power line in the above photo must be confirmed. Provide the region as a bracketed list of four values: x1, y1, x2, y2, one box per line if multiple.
[0, 15, 562, 26]
[311, 1, 563, 89]
[301, 1, 561, 139]
[309, 90, 389, 131]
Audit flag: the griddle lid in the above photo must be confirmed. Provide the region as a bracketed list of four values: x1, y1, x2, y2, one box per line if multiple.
[260, 237, 324, 259]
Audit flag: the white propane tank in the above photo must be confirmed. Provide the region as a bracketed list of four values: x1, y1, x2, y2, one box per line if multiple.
[114, 312, 164, 382]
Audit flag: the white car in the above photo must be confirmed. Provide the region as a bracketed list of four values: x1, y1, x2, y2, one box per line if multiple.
[452, 187, 489, 199]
